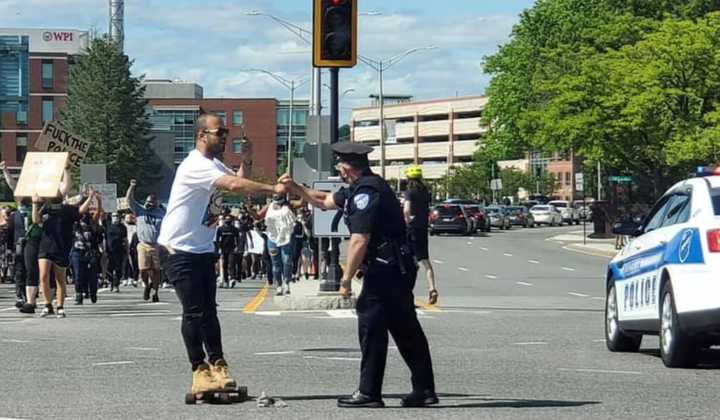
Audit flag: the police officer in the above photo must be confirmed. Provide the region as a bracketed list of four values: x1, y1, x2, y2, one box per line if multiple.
[287, 142, 438, 408]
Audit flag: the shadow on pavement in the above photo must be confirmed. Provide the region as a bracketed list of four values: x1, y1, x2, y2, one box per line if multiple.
[640, 348, 720, 369]
[274, 393, 600, 409]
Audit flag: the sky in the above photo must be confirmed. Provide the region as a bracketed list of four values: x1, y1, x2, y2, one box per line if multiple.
[0, 0, 536, 122]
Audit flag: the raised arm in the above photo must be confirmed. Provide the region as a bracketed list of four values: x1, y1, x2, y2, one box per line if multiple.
[79, 190, 98, 215]
[32, 194, 42, 225]
[59, 168, 71, 197]
[0, 162, 16, 191]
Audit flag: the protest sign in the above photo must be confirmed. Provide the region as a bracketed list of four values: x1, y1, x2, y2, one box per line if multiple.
[34, 121, 91, 169]
[14, 152, 68, 198]
[88, 183, 118, 213]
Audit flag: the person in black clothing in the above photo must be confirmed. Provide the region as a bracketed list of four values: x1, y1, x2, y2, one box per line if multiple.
[403, 166, 439, 305]
[232, 216, 248, 281]
[287, 143, 437, 409]
[7, 199, 32, 307]
[34, 190, 96, 318]
[70, 214, 103, 304]
[216, 216, 239, 288]
[105, 213, 128, 292]
[291, 214, 305, 282]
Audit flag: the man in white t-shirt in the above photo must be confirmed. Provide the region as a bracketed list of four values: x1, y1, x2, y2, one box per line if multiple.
[158, 113, 289, 395]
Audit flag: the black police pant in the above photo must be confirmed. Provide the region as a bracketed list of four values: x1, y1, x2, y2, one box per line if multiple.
[356, 265, 435, 398]
[164, 251, 224, 370]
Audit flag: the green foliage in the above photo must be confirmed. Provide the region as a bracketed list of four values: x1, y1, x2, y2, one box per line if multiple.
[60, 37, 156, 193]
[483, 0, 720, 201]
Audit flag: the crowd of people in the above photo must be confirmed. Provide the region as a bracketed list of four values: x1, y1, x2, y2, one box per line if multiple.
[0, 165, 320, 317]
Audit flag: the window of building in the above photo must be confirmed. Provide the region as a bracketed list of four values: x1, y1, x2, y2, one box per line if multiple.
[565, 172, 571, 185]
[16, 110, 27, 126]
[232, 111, 243, 126]
[353, 120, 379, 128]
[211, 111, 227, 126]
[16, 134, 27, 162]
[42, 97, 54, 123]
[41, 60, 53, 89]
[232, 138, 245, 154]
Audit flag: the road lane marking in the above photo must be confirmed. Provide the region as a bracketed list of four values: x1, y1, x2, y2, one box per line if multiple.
[467, 242, 473, 245]
[432, 259, 445, 264]
[516, 282, 533, 286]
[480, 247, 489, 251]
[568, 292, 590, 298]
[503, 253, 513, 257]
[562, 267, 576, 272]
[242, 285, 270, 313]
[92, 361, 135, 367]
[591, 297, 605, 301]
[458, 267, 469, 272]
[592, 339, 606, 343]
[303, 356, 361, 362]
[327, 310, 357, 318]
[255, 351, 296, 356]
[2, 339, 30, 343]
[527, 260, 540, 264]
[126, 347, 160, 352]
[514, 342, 547, 346]
[558, 368, 641, 375]
[485, 274, 498, 279]
[415, 299, 441, 313]
[0, 308, 17, 312]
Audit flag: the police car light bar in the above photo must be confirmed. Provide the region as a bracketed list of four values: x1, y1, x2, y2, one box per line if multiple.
[697, 166, 720, 177]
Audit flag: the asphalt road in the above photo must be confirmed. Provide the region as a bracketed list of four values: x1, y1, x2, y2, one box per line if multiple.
[1, 225, 719, 419]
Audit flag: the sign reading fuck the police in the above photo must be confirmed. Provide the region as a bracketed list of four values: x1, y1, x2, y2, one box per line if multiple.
[35, 121, 92, 169]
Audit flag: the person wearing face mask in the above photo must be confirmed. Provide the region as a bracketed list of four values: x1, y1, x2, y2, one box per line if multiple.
[70, 213, 103, 304]
[123, 214, 138, 287]
[125, 181, 166, 302]
[105, 213, 128, 292]
[215, 215, 239, 288]
[285, 143, 437, 409]
[264, 195, 296, 296]
[34, 187, 97, 318]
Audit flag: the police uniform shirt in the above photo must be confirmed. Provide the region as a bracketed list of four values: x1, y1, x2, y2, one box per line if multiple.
[333, 184, 380, 236]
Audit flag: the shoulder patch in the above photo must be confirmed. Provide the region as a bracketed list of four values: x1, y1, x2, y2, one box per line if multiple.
[354, 193, 370, 210]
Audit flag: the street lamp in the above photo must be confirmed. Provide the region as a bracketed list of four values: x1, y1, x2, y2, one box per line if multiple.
[241, 68, 309, 176]
[358, 46, 438, 178]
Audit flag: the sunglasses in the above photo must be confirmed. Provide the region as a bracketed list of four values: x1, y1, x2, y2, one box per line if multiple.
[203, 128, 229, 138]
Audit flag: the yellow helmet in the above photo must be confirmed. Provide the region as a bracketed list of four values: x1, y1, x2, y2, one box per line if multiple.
[405, 165, 423, 179]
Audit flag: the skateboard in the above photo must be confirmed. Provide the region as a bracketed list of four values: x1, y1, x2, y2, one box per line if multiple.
[185, 386, 249, 405]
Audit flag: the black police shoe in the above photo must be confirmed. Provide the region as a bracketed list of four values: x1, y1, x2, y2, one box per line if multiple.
[401, 389, 439, 408]
[337, 391, 384, 408]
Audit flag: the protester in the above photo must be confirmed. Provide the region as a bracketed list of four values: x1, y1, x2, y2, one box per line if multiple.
[70, 212, 103, 304]
[265, 195, 296, 296]
[125, 181, 165, 302]
[105, 213, 128, 292]
[216, 215, 239, 288]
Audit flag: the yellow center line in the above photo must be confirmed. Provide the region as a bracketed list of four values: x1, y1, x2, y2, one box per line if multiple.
[242, 285, 270, 314]
[415, 298, 442, 313]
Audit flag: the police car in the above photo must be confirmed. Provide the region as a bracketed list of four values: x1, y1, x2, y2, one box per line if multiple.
[605, 167, 720, 367]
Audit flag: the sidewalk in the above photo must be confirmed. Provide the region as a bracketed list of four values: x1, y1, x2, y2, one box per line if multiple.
[548, 230, 619, 258]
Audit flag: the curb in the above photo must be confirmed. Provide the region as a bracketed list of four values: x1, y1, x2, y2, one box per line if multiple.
[562, 244, 617, 259]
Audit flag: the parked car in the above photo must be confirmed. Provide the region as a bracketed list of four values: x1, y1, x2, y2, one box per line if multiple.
[429, 204, 473, 235]
[464, 205, 491, 232]
[485, 206, 512, 230]
[573, 200, 593, 220]
[530, 205, 563, 226]
[548, 200, 580, 225]
[507, 206, 536, 228]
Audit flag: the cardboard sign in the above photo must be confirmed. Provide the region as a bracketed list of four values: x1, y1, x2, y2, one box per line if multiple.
[14, 152, 69, 198]
[88, 183, 118, 213]
[116, 197, 129, 211]
[34, 121, 91, 169]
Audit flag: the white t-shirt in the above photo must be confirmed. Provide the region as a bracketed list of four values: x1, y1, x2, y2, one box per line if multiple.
[264, 204, 296, 247]
[158, 149, 234, 254]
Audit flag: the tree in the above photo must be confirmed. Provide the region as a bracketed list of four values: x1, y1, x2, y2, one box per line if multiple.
[482, 0, 720, 202]
[61, 37, 156, 193]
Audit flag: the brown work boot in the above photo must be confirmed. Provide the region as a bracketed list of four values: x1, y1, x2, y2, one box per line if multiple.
[211, 359, 237, 389]
[191, 363, 222, 394]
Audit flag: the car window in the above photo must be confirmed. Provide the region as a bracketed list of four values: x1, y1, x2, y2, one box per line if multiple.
[711, 189, 720, 215]
[550, 202, 567, 208]
[532, 206, 549, 211]
[662, 194, 691, 227]
[643, 196, 673, 233]
[435, 206, 461, 217]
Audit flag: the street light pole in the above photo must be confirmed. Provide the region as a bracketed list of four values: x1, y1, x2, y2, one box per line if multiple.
[288, 80, 294, 176]
[359, 46, 437, 179]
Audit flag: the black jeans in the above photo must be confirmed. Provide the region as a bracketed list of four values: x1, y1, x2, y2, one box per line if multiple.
[164, 251, 223, 370]
[24, 238, 40, 288]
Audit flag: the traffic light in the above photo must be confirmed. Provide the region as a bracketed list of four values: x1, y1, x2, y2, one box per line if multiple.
[313, 0, 357, 68]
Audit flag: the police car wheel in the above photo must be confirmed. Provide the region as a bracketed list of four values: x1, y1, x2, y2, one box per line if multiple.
[660, 283, 698, 368]
[605, 283, 642, 352]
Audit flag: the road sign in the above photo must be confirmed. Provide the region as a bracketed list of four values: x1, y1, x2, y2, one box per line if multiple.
[312, 180, 350, 238]
[609, 176, 632, 183]
[490, 178, 503, 191]
[575, 173, 584, 192]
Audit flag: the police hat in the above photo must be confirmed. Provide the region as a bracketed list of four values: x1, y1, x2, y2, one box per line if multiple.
[332, 142, 373, 165]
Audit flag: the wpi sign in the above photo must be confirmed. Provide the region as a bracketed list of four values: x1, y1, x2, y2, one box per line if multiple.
[34, 121, 92, 169]
[42, 31, 74, 42]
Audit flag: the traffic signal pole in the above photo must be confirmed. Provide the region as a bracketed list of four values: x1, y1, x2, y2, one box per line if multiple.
[319, 68, 342, 292]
